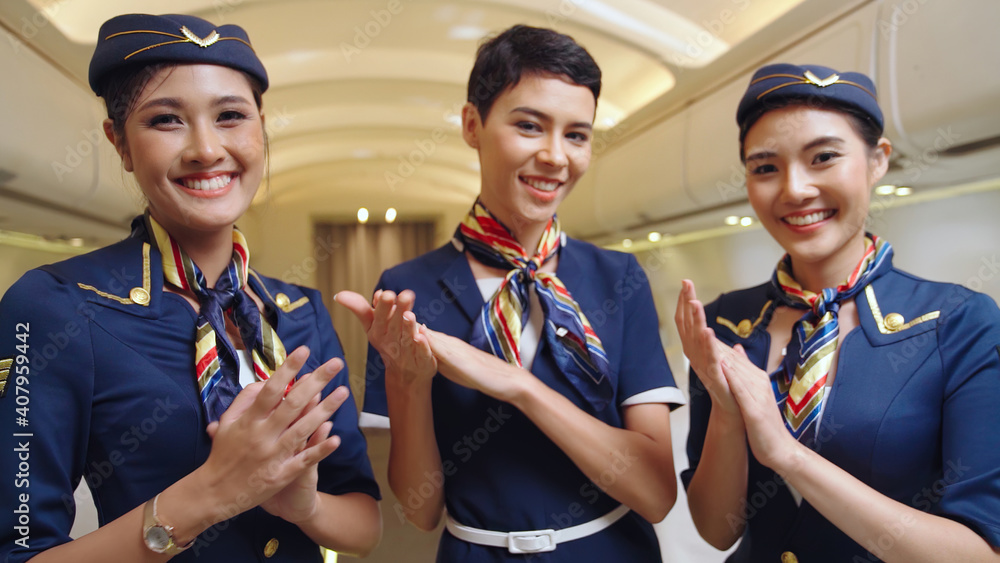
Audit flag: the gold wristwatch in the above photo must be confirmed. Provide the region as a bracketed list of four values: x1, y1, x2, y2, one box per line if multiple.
[142, 495, 194, 555]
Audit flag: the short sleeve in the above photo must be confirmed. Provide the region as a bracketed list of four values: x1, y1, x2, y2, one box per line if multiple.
[615, 254, 685, 409]
[359, 271, 391, 429]
[680, 297, 719, 490]
[936, 291, 1000, 547]
[0, 271, 95, 562]
[311, 292, 380, 500]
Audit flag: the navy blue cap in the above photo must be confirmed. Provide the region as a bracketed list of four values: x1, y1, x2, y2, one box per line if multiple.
[736, 63, 882, 134]
[88, 13, 268, 95]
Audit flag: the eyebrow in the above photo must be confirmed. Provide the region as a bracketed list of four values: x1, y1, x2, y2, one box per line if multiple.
[745, 136, 847, 162]
[511, 106, 593, 130]
[136, 95, 254, 113]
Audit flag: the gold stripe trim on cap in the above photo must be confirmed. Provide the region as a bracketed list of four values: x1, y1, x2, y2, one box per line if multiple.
[865, 285, 940, 334]
[751, 71, 877, 101]
[77, 243, 152, 306]
[105, 28, 256, 61]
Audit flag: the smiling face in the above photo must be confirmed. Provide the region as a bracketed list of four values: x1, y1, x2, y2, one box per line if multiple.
[743, 105, 890, 288]
[108, 64, 265, 240]
[462, 72, 596, 248]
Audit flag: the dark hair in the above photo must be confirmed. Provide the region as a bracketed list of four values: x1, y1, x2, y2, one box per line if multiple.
[739, 95, 882, 163]
[467, 24, 601, 122]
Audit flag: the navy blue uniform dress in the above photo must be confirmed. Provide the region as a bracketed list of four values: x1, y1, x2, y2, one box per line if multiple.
[362, 237, 685, 562]
[682, 265, 1000, 562]
[0, 230, 379, 562]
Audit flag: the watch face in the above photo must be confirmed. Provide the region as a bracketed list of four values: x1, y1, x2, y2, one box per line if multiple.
[145, 526, 171, 552]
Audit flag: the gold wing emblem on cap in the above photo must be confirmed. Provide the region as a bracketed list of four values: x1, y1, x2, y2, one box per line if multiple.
[105, 28, 255, 60]
[803, 70, 839, 87]
[180, 26, 220, 48]
[750, 71, 877, 101]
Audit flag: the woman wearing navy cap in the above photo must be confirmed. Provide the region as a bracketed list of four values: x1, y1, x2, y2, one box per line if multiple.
[678, 63, 1000, 562]
[0, 13, 380, 562]
[338, 25, 684, 562]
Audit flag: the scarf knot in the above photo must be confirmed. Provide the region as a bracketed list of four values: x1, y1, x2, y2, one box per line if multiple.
[458, 201, 613, 411]
[769, 234, 893, 445]
[138, 212, 287, 423]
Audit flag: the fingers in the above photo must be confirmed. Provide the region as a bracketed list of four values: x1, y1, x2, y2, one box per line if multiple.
[269, 357, 344, 430]
[370, 290, 398, 337]
[333, 291, 375, 330]
[242, 346, 310, 420]
[404, 312, 437, 373]
[283, 385, 349, 456]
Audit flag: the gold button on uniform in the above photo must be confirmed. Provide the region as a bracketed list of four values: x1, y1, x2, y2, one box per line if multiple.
[884, 312, 905, 332]
[129, 287, 151, 306]
[263, 538, 279, 558]
[275, 293, 291, 309]
[781, 551, 798, 563]
[737, 319, 753, 338]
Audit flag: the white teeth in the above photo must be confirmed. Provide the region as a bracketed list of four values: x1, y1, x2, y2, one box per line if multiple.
[523, 177, 560, 192]
[785, 210, 835, 226]
[182, 174, 232, 191]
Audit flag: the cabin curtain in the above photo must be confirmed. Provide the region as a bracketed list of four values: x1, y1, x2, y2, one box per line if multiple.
[314, 221, 436, 406]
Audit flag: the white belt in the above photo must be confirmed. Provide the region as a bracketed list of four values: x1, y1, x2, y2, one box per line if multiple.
[445, 504, 630, 554]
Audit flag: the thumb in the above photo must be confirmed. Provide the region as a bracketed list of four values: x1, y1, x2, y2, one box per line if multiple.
[333, 291, 374, 330]
[205, 421, 220, 441]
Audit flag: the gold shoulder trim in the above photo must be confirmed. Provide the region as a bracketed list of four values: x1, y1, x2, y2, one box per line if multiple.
[77, 243, 152, 306]
[864, 285, 939, 334]
[717, 300, 773, 338]
[249, 271, 311, 313]
[0, 357, 11, 398]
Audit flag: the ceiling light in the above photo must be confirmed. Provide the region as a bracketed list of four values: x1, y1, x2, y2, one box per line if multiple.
[622, 238, 633, 248]
[725, 215, 740, 226]
[385, 208, 397, 223]
[68, 238, 84, 247]
[894, 186, 913, 196]
[447, 25, 488, 41]
[740, 217, 753, 227]
[874, 184, 896, 196]
[648, 232, 662, 242]
[357, 207, 369, 224]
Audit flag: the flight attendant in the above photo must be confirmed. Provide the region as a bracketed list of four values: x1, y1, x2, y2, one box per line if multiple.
[338, 25, 684, 562]
[0, 14, 380, 562]
[678, 63, 1000, 562]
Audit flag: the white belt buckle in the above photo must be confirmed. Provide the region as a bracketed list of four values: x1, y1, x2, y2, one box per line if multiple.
[507, 529, 557, 554]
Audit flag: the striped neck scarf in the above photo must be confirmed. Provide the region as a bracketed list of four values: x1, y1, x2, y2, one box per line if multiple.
[142, 212, 286, 423]
[770, 234, 892, 445]
[459, 200, 613, 411]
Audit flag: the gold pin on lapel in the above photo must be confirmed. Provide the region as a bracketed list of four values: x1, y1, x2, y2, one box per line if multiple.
[180, 26, 220, 48]
[883, 312, 905, 332]
[736, 319, 753, 338]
